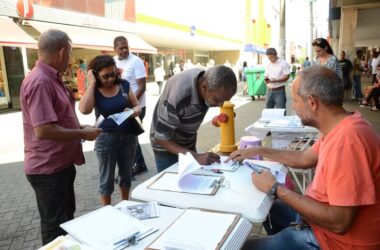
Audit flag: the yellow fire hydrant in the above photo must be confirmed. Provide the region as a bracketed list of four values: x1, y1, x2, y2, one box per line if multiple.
[211, 101, 237, 153]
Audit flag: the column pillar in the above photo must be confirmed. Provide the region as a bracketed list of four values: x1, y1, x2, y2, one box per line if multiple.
[339, 7, 357, 61]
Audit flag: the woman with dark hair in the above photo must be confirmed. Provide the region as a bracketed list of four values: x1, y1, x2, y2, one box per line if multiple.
[79, 55, 141, 205]
[312, 38, 342, 80]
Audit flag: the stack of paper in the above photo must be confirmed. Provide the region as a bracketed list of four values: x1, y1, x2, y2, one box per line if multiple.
[147, 209, 252, 250]
[38, 236, 95, 250]
[60, 205, 157, 250]
[265, 115, 303, 128]
[258, 109, 286, 123]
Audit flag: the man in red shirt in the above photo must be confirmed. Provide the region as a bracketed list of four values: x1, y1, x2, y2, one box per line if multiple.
[229, 66, 380, 249]
[20, 30, 101, 245]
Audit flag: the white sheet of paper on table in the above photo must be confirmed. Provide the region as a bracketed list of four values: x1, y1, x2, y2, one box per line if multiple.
[201, 156, 239, 172]
[243, 159, 287, 184]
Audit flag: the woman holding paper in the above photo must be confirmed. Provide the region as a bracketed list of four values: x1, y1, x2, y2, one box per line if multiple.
[79, 55, 141, 205]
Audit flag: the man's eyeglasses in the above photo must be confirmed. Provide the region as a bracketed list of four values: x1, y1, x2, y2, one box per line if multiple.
[99, 71, 117, 81]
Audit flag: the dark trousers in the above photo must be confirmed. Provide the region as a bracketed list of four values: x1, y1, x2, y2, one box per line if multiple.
[366, 87, 380, 107]
[27, 165, 76, 245]
[134, 107, 146, 167]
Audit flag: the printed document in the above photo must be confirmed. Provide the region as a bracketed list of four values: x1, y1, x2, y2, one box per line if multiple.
[95, 109, 134, 127]
[265, 115, 303, 128]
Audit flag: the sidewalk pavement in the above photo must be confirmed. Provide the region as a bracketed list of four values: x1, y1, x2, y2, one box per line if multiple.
[0, 81, 379, 249]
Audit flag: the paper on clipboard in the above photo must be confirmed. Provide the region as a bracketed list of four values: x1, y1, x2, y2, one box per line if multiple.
[146, 209, 240, 250]
[148, 153, 223, 195]
[60, 205, 155, 249]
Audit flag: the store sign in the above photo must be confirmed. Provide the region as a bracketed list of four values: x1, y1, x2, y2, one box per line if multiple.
[16, 0, 34, 19]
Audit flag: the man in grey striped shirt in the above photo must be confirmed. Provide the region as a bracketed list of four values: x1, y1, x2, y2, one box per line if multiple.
[150, 65, 237, 172]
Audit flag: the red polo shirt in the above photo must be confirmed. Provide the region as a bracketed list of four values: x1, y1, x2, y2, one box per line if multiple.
[20, 60, 84, 175]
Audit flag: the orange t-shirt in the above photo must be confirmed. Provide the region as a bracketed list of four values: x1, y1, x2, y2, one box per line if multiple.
[306, 112, 380, 250]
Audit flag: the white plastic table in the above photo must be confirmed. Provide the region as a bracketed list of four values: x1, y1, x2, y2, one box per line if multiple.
[131, 164, 274, 223]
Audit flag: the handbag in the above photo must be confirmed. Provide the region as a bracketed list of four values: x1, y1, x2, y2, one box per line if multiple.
[119, 82, 145, 136]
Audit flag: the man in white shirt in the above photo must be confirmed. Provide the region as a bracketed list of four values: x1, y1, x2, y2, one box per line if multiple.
[264, 48, 290, 109]
[114, 36, 148, 175]
[154, 63, 165, 95]
[371, 52, 379, 84]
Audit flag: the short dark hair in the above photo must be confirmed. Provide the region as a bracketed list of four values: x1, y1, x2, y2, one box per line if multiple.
[298, 65, 343, 106]
[38, 29, 71, 54]
[312, 38, 333, 55]
[88, 55, 121, 88]
[266, 48, 277, 56]
[113, 36, 128, 48]
[204, 65, 237, 94]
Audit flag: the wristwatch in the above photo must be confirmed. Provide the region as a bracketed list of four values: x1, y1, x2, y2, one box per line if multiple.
[267, 181, 281, 200]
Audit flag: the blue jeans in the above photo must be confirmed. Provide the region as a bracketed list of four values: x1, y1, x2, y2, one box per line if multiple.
[95, 132, 137, 195]
[153, 150, 178, 173]
[134, 107, 147, 167]
[266, 88, 287, 109]
[353, 75, 364, 99]
[242, 200, 320, 250]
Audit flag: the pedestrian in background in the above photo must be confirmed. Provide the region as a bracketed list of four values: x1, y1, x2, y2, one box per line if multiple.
[353, 50, 365, 100]
[20, 29, 101, 245]
[79, 55, 141, 205]
[339, 51, 353, 101]
[154, 62, 165, 95]
[312, 38, 342, 80]
[371, 51, 379, 84]
[263, 48, 290, 109]
[113, 36, 148, 176]
[302, 56, 311, 69]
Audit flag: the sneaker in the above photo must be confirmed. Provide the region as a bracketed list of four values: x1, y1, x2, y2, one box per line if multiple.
[132, 164, 148, 177]
[370, 106, 378, 111]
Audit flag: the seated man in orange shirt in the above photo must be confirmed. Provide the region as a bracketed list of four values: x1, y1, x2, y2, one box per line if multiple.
[229, 65, 380, 250]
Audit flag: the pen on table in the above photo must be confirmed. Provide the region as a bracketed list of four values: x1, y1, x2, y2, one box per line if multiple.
[113, 231, 140, 246]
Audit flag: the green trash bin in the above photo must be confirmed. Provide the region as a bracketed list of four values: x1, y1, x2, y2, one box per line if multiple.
[244, 67, 266, 101]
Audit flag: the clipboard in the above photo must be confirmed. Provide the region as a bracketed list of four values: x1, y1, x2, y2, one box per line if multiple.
[147, 172, 225, 195]
[145, 208, 241, 250]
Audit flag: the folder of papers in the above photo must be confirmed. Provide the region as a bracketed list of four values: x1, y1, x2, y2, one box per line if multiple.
[60, 205, 157, 250]
[146, 209, 252, 250]
[148, 152, 224, 195]
[257, 108, 286, 123]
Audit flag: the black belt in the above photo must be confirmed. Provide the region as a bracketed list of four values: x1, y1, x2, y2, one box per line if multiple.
[268, 86, 285, 91]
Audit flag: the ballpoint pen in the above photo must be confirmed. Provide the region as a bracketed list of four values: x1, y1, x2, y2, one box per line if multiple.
[113, 231, 140, 249]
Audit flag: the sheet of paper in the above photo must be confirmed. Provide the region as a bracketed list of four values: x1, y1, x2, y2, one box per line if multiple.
[149, 172, 218, 195]
[201, 155, 239, 172]
[95, 115, 105, 128]
[149, 209, 237, 250]
[243, 159, 287, 184]
[38, 236, 95, 250]
[258, 108, 286, 123]
[109, 109, 134, 125]
[60, 205, 154, 249]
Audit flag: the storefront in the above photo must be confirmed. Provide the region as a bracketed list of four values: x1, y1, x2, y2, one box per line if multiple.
[0, 0, 156, 111]
[0, 16, 37, 111]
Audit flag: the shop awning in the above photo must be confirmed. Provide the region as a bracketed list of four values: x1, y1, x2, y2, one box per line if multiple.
[26, 20, 157, 54]
[0, 17, 37, 48]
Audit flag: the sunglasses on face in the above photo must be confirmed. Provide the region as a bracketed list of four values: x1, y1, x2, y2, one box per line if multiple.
[98, 71, 117, 81]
